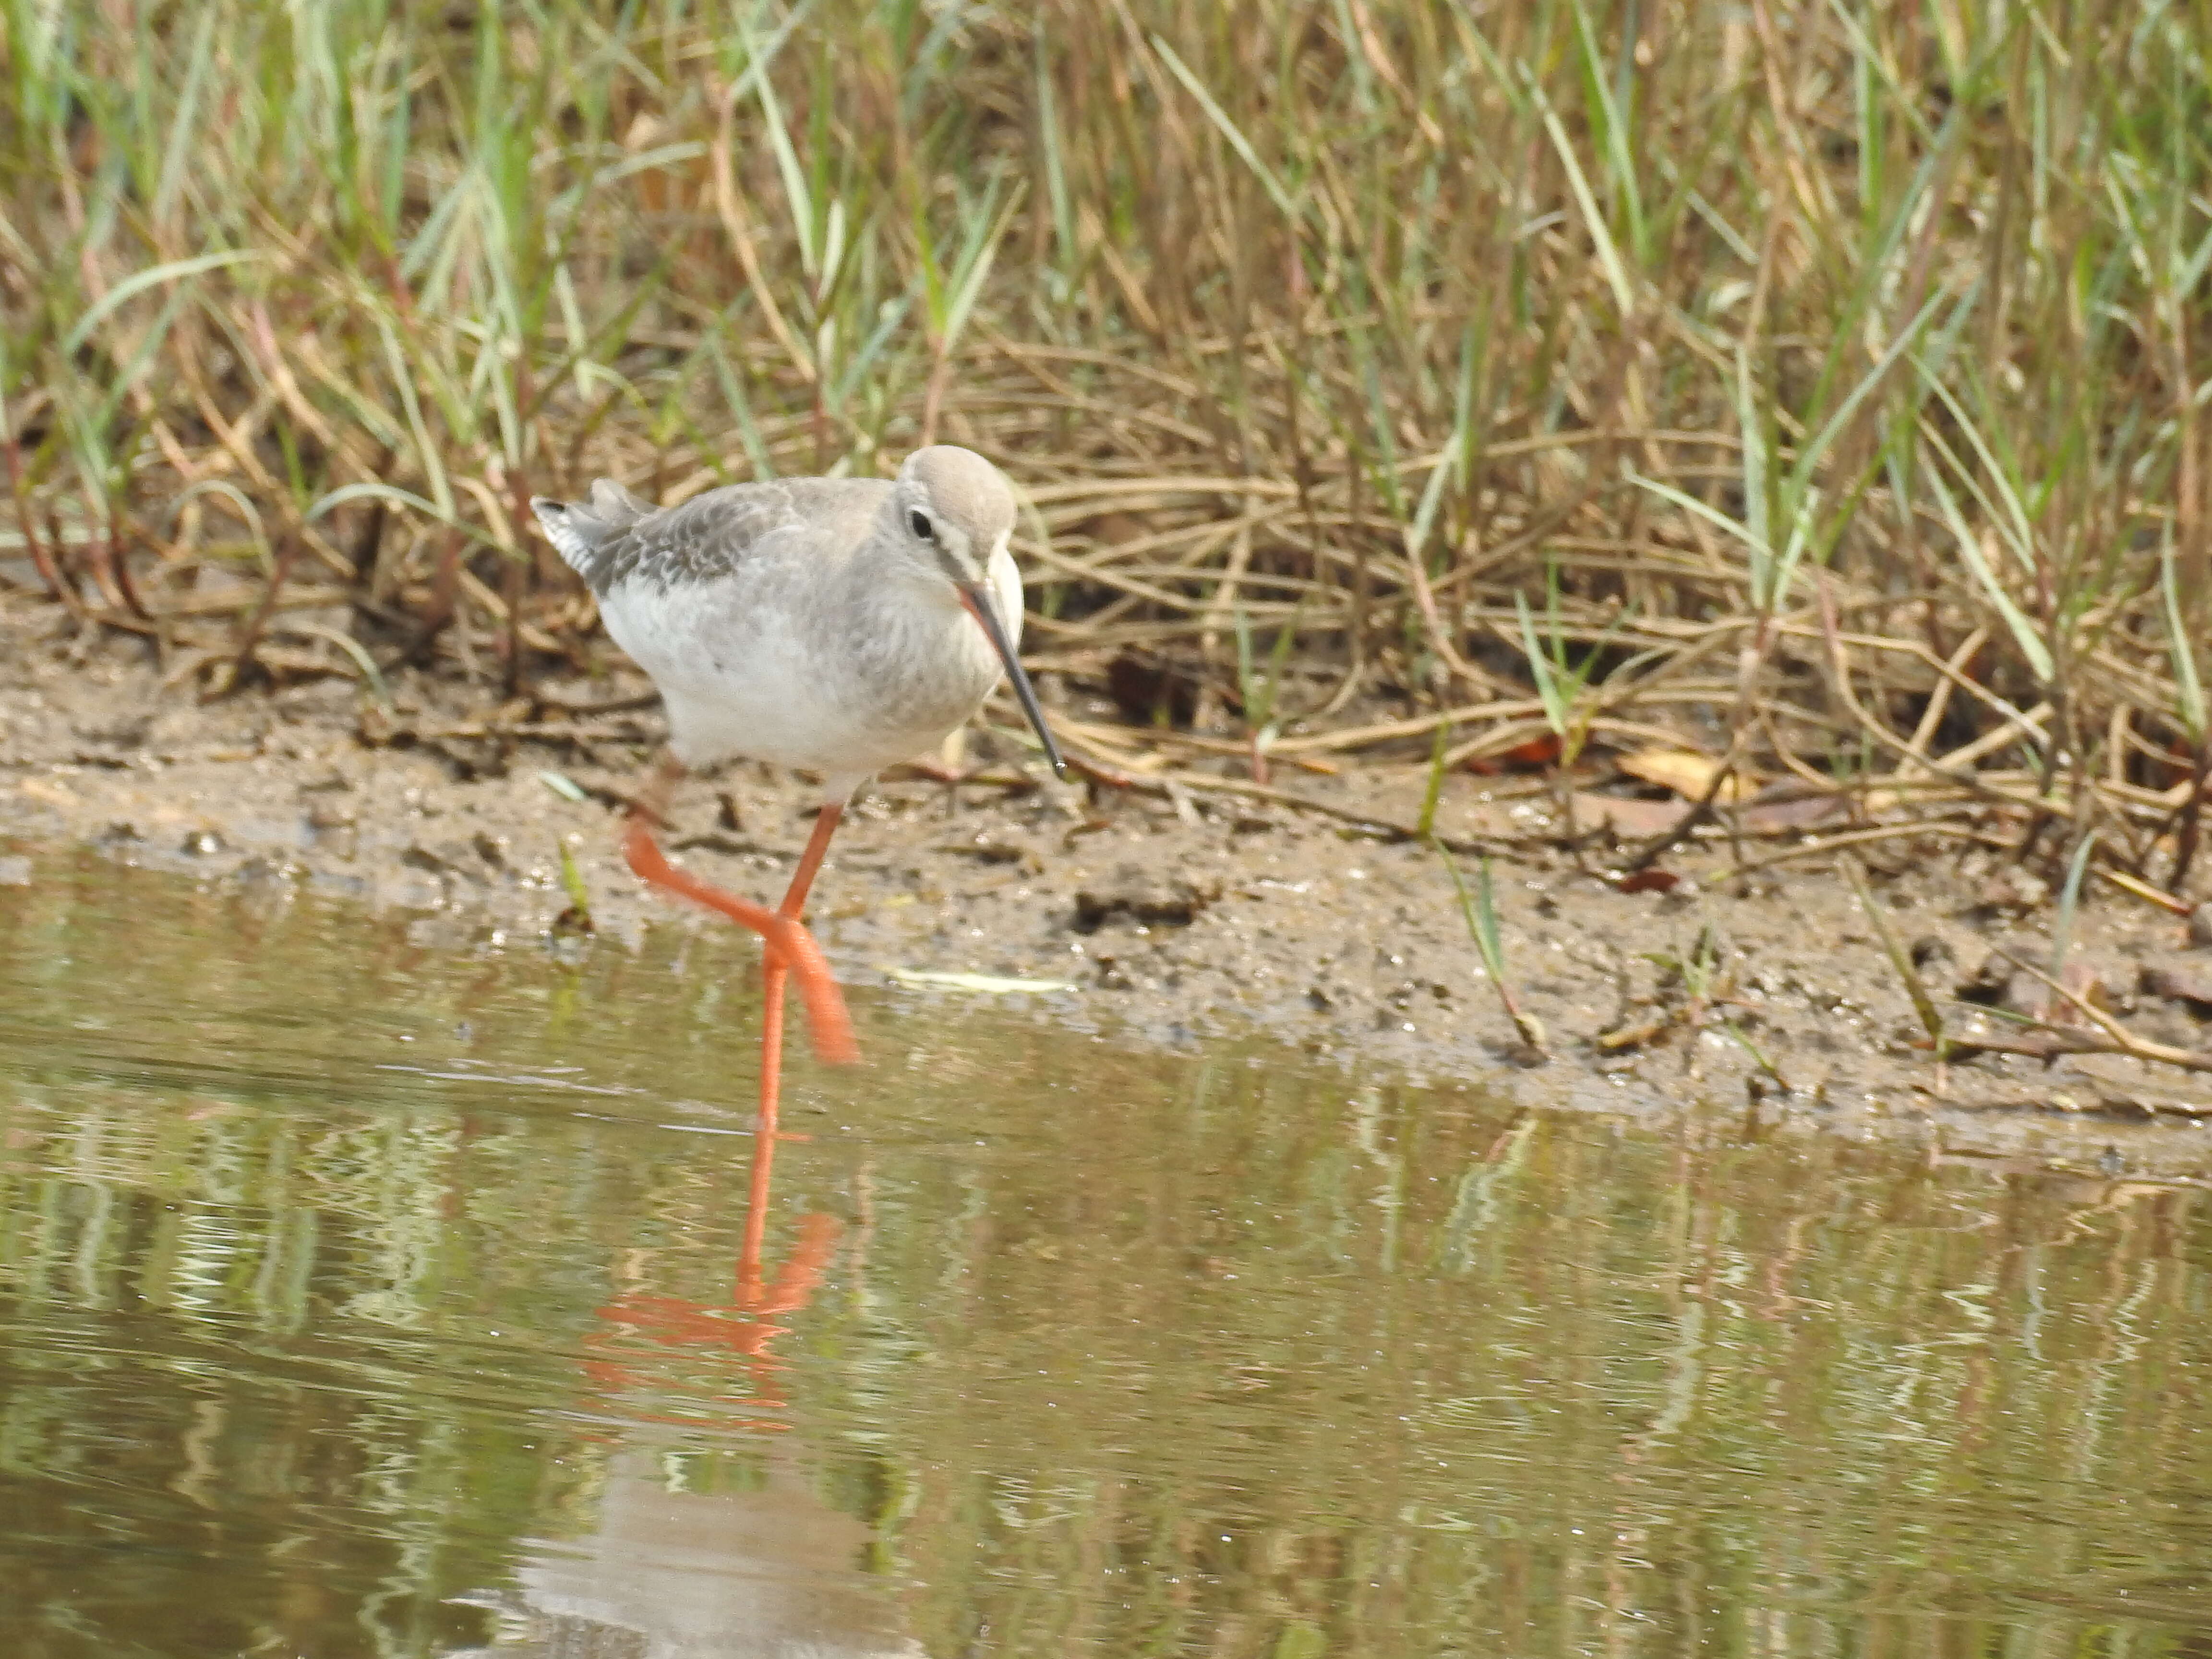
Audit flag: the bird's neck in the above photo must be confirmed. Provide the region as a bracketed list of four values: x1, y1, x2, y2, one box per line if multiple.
[826, 511, 980, 666]
[837, 500, 957, 624]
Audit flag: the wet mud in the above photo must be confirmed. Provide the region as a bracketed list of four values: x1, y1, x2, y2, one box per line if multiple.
[6, 596, 2212, 1158]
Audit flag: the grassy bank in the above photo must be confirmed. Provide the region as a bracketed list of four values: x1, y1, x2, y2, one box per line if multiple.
[2, 0, 2209, 881]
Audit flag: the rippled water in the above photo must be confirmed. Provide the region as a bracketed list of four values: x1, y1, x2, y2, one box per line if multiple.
[2, 850, 2211, 1657]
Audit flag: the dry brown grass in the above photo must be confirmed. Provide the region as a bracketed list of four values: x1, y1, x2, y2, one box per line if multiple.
[3, 0, 2210, 887]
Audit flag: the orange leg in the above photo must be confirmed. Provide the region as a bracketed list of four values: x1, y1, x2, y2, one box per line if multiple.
[739, 802, 838, 1294]
[740, 804, 844, 1280]
[755, 802, 846, 1142]
[620, 758, 858, 1069]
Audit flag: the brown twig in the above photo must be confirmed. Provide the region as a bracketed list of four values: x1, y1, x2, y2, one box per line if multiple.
[1716, 820, 2006, 883]
[7, 441, 80, 615]
[1979, 948, 2212, 1076]
[225, 529, 306, 686]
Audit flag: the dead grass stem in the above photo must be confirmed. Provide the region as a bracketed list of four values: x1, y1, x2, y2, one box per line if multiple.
[1, 0, 2207, 900]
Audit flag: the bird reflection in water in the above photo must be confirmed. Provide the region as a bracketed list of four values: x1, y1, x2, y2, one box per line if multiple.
[452, 1118, 919, 1658]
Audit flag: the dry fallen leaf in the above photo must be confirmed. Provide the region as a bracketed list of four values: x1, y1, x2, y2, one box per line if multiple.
[1616, 747, 1760, 805]
[1464, 732, 1563, 773]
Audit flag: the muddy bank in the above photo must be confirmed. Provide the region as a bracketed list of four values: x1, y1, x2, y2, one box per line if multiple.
[6, 595, 2212, 1167]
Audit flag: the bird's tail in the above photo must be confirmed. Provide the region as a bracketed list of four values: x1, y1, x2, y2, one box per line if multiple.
[529, 479, 653, 580]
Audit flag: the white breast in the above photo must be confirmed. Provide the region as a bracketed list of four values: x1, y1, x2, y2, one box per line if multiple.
[598, 579, 856, 773]
[600, 565, 1008, 795]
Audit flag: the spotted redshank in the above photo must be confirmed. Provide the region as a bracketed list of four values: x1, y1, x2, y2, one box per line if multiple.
[532, 445, 1067, 1126]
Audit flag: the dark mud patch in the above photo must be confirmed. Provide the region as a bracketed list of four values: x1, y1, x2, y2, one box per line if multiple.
[6, 598, 2212, 1170]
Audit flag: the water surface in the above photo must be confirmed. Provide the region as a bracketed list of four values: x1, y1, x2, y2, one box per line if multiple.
[3, 852, 2210, 1657]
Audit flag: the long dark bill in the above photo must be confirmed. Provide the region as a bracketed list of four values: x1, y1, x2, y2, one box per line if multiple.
[957, 582, 1069, 781]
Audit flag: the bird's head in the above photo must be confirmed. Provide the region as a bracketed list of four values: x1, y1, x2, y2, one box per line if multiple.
[893, 445, 1017, 592]
[891, 446, 1067, 781]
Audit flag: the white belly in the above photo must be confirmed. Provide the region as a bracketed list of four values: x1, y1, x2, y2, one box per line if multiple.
[599, 572, 999, 790]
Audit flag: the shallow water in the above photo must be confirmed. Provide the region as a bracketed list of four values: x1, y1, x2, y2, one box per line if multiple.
[1, 852, 2210, 1658]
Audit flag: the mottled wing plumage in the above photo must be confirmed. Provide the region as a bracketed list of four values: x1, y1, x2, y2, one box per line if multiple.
[529, 479, 652, 588]
[532, 478, 891, 598]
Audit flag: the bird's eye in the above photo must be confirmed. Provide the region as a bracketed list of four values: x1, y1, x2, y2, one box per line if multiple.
[908, 509, 934, 541]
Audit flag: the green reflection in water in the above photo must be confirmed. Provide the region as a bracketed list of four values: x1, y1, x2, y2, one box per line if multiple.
[1, 851, 2210, 1657]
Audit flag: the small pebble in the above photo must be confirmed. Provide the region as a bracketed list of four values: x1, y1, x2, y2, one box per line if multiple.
[0, 856, 30, 886]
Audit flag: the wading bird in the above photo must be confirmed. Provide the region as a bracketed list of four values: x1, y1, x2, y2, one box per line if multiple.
[531, 445, 1067, 1127]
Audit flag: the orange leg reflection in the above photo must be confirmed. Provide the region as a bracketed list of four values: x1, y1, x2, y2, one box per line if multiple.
[584, 1116, 841, 1435]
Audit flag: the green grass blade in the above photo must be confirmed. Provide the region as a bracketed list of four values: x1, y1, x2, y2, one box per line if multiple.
[1150, 35, 1301, 225]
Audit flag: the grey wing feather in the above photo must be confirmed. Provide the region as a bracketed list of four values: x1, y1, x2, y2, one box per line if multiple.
[541, 478, 890, 596]
[530, 478, 656, 589]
